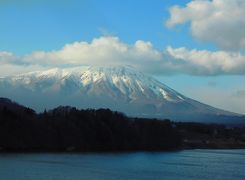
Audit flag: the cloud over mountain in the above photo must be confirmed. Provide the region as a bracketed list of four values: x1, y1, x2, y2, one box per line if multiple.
[1, 36, 245, 76]
[24, 36, 162, 67]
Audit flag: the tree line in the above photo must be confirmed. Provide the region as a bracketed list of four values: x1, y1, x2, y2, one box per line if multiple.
[0, 105, 181, 152]
[0, 98, 245, 152]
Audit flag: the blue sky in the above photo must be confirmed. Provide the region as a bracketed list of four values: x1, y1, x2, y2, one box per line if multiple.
[0, 0, 245, 113]
[0, 0, 215, 54]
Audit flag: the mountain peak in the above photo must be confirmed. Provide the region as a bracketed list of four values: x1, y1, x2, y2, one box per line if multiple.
[0, 66, 239, 122]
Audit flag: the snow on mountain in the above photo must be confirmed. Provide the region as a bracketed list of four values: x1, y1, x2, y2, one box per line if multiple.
[0, 66, 241, 122]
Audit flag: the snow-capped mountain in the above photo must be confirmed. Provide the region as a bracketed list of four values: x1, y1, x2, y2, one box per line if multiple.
[0, 66, 241, 122]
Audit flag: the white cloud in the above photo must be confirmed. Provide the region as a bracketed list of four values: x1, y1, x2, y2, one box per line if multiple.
[0, 51, 47, 77]
[24, 36, 162, 66]
[0, 64, 47, 77]
[23, 36, 245, 75]
[166, 0, 245, 51]
[0, 51, 16, 64]
[1, 36, 245, 76]
[166, 46, 245, 75]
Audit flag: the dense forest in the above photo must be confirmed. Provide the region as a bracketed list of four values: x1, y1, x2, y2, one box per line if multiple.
[0, 98, 245, 152]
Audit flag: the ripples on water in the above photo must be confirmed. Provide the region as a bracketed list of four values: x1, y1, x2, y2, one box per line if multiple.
[0, 149, 245, 180]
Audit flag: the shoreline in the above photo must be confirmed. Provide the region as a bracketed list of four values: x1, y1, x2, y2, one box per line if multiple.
[1, 145, 245, 154]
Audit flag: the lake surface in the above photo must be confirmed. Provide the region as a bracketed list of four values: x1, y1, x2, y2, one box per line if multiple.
[0, 149, 245, 180]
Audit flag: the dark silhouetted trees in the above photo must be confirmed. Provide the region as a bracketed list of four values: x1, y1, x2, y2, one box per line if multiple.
[0, 98, 245, 152]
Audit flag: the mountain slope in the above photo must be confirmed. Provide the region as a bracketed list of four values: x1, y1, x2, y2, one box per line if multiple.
[0, 66, 242, 122]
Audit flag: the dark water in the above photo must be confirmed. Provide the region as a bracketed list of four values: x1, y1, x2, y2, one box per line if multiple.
[0, 149, 245, 180]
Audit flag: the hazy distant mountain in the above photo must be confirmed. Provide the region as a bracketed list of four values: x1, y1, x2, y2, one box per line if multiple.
[0, 66, 243, 122]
